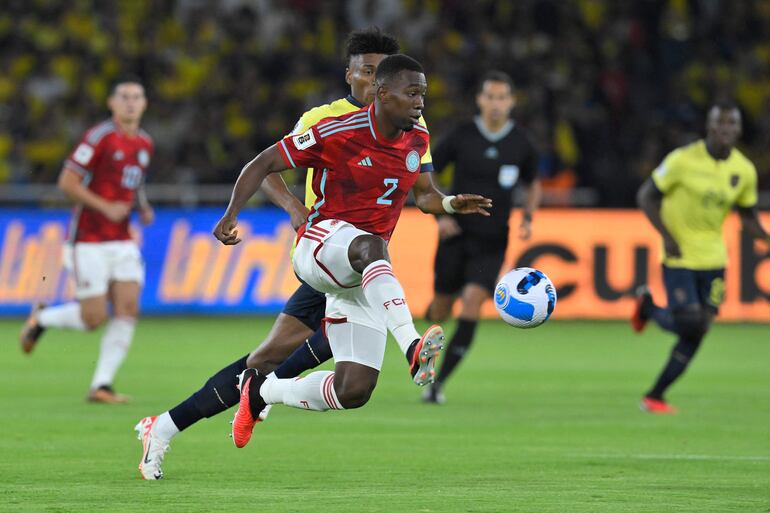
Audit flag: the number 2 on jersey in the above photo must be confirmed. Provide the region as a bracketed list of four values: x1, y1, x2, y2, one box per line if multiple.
[377, 178, 399, 205]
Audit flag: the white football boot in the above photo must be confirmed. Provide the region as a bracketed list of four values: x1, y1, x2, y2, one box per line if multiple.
[135, 416, 170, 480]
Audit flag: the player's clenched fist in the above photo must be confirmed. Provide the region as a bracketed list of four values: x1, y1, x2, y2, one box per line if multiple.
[213, 215, 242, 245]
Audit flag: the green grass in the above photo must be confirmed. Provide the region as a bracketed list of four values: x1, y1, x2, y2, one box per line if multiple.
[1, 318, 768, 513]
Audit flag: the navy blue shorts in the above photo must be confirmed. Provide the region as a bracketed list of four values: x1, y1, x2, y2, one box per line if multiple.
[662, 265, 725, 314]
[282, 282, 326, 330]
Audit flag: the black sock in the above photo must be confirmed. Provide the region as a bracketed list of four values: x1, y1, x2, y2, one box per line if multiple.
[436, 319, 478, 385]
[168, 354, 248, 431]
[647, 337, 702, 400]
[406, 339, 418, 364]
[273, 329, 332, 379]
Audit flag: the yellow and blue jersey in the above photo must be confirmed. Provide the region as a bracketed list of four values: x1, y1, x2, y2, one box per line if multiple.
[289, 95, 433, 209]
[652, 139, 758, 269]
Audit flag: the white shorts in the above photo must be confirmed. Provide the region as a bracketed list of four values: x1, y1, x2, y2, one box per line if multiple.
[326, 322, 387, 371]
[293, 219, 388, 368]
[63, 241, 145, 299]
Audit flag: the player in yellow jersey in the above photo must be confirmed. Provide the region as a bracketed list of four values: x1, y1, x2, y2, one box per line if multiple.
[134, 28, 433, 479]
[632, 102, 769, 414]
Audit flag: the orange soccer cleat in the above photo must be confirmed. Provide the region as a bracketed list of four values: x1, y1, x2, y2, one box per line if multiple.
[409, 324, 445, 386]
[231, 369, 267, 448]
[640, 396, 678, 415]
[19, 303, 46, 354]
[631, 286, 653, 333]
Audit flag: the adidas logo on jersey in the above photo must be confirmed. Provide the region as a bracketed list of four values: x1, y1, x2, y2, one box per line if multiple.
[357, 156, 373, 167]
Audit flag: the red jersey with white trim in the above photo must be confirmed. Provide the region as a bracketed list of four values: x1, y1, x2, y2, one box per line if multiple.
[64, 120, 153, 243]
[277, 104, 431, 241]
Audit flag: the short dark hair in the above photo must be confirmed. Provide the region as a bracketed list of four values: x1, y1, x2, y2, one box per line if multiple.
[477, 70, 514, 94]
[375, 54, 424, 84]
[109, 75, 144, 96]
[345, 27, 400, 62]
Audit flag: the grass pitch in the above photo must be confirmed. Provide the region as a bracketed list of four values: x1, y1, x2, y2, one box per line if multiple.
[0, 318, 768, 513]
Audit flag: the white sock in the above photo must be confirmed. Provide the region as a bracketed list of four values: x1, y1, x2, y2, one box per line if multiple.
[361, 260, 420, 355]
[153, 412, 179, 441]
[259, 370, 343, 411]
[90, 316, 136, 389]
[37, 302, 86, 330]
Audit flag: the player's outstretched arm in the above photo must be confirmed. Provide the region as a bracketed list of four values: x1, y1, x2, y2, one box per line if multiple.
[637, 177, 680, 258]
[262, 173, 309, 231]
[214, 145, 289, 245]
[737, 206, 770, 246]
[412, 172, 492, 216]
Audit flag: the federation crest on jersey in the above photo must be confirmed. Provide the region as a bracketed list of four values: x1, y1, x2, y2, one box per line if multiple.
[293, 129, 317, 150]
[730, 174, 740, 188]
[73, 143, 94, 165]
[405, 150, 420, 172]
[137, 149, 150, 167]
[498, 165, 519, 188]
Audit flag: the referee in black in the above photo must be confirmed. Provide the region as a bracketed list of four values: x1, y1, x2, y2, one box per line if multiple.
[424, 70, 541, 404]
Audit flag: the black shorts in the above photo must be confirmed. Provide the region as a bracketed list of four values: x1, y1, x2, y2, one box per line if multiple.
[281, 282, 326, 330]
[662, 265, 725, 315]
[433, 233, 507, 296]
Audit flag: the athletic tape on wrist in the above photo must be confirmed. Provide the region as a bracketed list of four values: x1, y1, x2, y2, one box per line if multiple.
[442, 195, 457, 214]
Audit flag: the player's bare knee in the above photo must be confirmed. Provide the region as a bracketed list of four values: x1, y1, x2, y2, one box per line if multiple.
[461, 284, 488, 307]
[427, 300, 452, 322]
[334, 380, 375, 409]
[246, 349, 283, 373]
[245, 351, 262, 370]
[348, 235, 389, 273]
[333, 362, 378, 409]
[81, 309, 108, 330]
[114, 300, 139, 319]
[458, 298, 484, 320]
[429, 307, 451, 323]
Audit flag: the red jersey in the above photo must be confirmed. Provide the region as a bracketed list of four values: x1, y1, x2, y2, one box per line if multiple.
[64, 119, 153, 243]
[277, 104, 431, 241]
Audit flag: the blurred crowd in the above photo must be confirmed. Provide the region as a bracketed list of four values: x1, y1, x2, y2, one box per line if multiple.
[2, 0, 770, 206]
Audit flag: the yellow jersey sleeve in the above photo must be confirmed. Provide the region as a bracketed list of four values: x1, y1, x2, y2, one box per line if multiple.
[651, 148, 684, 193]
[736, 162, 758, 208]
[418, 115, 433, 169]
[301, 99, 361, 208]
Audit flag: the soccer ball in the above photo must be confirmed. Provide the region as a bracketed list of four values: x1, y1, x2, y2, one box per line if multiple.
[494, 267, 557, 328]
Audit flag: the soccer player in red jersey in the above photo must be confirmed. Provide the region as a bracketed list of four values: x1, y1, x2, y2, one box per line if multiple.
[213, 54, 492, 448]
[20, 77, 154, 404]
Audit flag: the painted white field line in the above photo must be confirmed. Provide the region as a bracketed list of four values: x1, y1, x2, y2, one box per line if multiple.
[570, 453, 770, 462]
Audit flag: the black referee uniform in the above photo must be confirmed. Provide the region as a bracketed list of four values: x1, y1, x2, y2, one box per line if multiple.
[432, 117, 538, 296]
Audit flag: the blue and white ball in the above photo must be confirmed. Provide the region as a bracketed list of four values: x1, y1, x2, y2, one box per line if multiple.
[494, 267, 557, 328]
